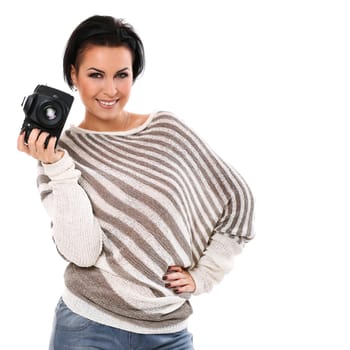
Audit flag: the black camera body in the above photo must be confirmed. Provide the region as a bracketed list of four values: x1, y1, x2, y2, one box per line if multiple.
[21, 85, 74, 147]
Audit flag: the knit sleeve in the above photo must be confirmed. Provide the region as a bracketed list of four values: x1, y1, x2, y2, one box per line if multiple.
[190, 234, 243, 295]
[37, 150, 103, 267]
[190, 171, 255, 295]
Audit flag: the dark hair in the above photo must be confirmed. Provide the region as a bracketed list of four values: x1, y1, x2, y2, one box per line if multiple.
[63, 15, 145, 89]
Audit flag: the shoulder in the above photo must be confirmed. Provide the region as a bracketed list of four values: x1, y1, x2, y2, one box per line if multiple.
[151, 110, 196, 135]
[152, 110, 180, 124]
[58, 127, 73, 143]
[56, 126, 79, 150]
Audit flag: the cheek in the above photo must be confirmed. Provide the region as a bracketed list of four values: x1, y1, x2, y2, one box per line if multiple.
[120, 80, 133, 96]
[78, 80, 99, 98]
[78, 88, 97, 108]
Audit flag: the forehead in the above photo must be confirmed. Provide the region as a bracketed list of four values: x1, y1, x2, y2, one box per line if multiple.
[79, 45, 133, 69]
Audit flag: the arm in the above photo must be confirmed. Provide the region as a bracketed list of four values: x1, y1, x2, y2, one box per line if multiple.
[190, 180, 255, 295]
[18, 129, 103, 267]
[158, 113, 254, 295]
[39, 151, 103, 267]
[165, 193, 254, 296]
[189, 234, 244, 295]
[163, 235, 244, 295]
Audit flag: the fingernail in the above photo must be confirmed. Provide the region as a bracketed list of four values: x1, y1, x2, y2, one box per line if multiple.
[175, 289, 180, 294]
[165, 283, 171, 288]
[162, 275, 168, 281]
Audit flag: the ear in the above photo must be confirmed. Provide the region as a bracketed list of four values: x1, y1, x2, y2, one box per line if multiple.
[70, 65, 78, 87]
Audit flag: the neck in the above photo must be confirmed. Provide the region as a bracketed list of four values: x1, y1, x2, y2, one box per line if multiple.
[79, 111, 130, 132]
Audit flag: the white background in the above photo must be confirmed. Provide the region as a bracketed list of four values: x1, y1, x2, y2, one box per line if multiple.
[2, 0, 350, 349]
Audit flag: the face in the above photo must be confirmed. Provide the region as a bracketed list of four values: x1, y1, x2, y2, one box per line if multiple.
[71, 45, 133, 125]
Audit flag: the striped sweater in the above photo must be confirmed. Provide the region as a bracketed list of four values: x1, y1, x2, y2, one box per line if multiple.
[38, 111, 254, 334]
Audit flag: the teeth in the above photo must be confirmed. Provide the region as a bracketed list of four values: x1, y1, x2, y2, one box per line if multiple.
[99, 100, 116, 106]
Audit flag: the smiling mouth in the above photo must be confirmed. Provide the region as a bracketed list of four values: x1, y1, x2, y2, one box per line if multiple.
[98, 99, 119, 107]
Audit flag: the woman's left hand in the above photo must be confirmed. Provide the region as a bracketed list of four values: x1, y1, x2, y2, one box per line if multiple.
[163, 265, 196, 294]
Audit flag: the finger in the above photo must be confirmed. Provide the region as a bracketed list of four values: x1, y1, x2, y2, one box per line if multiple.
[163, 271, 184, 281]
[165, 277, 189, 288]
[167, 265, 183, 273]
[164, 269, 196, 293]
[17, 131, 28, 152]
[36, 131, 51, 149]
[45, 136, 57, 153]
[165, 276, 196, 293]
[174, 284, 196, 294]
[26, 129, 41, 153]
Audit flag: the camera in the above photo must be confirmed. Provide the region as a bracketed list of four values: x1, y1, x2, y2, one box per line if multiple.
[21, 84, 74, 147]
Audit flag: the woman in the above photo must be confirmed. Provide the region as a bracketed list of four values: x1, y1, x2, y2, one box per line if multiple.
[17, 15, 254, 350]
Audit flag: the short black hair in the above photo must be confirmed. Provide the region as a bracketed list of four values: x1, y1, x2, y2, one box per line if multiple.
[63, 15, 145, 89]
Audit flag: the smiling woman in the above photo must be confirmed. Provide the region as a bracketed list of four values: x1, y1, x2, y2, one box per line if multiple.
[70, 45, 138, 131]
[64, 16, 147, 133]
[16, 14, 254, 350]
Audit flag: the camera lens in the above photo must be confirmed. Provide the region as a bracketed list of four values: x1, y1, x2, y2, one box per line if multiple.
[38, 101, 64, 127]
[45, 107, 58, 120]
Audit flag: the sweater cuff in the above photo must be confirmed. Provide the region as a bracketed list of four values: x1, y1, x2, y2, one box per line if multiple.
[42, 150, 80, 182]
[190, 234, 243, 295]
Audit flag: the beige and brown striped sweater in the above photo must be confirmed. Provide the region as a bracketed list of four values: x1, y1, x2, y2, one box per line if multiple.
[38, 111, 254, 334]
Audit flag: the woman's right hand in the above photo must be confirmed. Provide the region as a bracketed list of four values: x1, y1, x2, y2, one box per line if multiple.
[17, 128, 64, 164]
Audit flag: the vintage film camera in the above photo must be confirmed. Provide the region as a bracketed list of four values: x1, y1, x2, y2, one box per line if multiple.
[21, 85, 74, 147]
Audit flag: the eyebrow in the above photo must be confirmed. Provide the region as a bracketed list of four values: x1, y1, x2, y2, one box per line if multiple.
[87, 67, 130, 74]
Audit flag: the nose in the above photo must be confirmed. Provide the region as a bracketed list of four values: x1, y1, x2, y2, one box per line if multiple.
[103, 78, 118, 97]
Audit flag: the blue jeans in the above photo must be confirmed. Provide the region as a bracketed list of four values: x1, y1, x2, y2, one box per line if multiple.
[49, 298, 194, 350]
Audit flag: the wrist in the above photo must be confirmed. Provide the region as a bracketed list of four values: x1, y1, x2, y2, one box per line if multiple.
[43, 150, 65, 164]
[42, 150, 80, 182]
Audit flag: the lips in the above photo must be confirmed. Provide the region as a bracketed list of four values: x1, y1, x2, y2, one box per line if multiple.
[97, 99, 119, 107]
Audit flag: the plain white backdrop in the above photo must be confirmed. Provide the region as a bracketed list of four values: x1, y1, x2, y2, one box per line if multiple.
[2, 0, 350, 349]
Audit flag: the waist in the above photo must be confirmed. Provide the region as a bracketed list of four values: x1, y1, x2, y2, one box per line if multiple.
[63, 263, 193, 334]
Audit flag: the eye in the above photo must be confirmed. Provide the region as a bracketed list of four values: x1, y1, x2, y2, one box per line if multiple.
[88, 72, 103, 78]
[116, 72, 129, 79]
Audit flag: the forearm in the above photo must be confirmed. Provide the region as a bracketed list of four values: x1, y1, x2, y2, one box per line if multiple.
[190, 233, 243, 295]
[39, 151, 103, 266]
